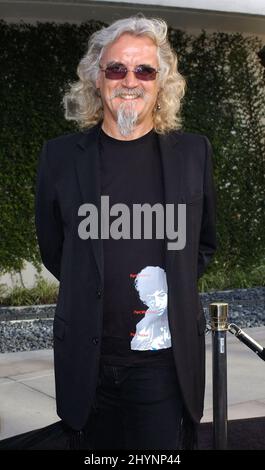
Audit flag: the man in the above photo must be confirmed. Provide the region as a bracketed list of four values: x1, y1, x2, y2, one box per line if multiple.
[35, 15, 217, 449]
[131, 265, 171, 351]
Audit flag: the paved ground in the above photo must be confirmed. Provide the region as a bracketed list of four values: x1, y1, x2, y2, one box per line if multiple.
[0, 326, 265, 440]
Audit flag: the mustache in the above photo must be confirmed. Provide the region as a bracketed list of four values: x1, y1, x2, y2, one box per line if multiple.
[110, 88, 145, 99]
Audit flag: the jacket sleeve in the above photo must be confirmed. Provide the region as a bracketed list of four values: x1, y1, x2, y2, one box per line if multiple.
[35, 141, 64, 281]
[197, 136, 217, 280]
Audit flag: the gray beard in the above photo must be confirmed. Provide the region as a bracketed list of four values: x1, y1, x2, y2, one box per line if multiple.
[116, 101, 138, 137]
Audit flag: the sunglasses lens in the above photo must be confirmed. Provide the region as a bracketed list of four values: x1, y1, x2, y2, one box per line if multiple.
[105, 66, 127, 80]
[135, 66, 157, 81]
[103, 65, 157, 80]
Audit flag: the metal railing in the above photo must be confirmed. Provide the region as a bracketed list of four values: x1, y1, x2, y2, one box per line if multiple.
[208, 302, 265, 450]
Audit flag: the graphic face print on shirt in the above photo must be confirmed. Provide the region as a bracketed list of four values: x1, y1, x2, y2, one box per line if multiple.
[130, 265, 172, 351]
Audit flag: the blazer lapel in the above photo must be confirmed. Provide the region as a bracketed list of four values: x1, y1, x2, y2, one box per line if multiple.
[75, 122, 104, 283]
[75, 123, 185, 284]
[157, 131, 185, 278]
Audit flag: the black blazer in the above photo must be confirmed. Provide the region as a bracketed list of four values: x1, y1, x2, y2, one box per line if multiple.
[35, 122, 217, 431]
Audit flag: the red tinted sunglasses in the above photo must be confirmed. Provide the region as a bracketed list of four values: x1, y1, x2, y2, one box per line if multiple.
[99, 63, 159, 81]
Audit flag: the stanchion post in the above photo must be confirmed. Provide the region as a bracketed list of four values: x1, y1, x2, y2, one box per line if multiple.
[209, 302, 229, 450]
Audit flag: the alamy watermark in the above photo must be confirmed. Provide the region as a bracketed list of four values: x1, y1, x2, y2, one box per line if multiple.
[78, 196, 186, 251]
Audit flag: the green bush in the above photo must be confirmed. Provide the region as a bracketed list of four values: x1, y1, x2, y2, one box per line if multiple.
[0, 20, 264, 284]
[0, 277, 58, 306]
[198, 258, 265, 292]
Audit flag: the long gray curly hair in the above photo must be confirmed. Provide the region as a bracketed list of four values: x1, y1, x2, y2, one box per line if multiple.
[62, 15, 187, 134]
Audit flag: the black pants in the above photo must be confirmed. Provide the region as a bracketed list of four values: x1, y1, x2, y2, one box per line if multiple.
[86, 360, 184, 450]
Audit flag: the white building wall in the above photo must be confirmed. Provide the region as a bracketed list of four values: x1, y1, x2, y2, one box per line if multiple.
[96, 0, 265, 15]
[0, 263, 58, 290]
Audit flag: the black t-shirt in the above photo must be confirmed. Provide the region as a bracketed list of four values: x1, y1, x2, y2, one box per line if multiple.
[98, 127, 174, 367]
